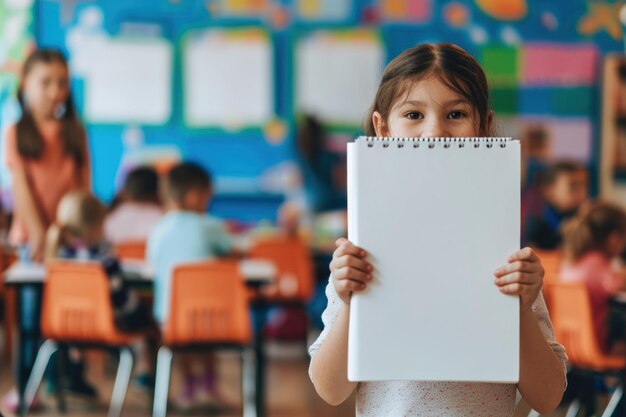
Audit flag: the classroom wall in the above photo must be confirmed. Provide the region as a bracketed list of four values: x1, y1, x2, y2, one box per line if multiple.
[0, 0, 623, 221]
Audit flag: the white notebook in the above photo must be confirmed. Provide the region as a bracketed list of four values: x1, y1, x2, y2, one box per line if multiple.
[347, 136, 520, 383]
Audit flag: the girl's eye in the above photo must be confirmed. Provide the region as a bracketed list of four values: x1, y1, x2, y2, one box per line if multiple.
[448, 111, 466, 120]
[405, 112, 423, 120]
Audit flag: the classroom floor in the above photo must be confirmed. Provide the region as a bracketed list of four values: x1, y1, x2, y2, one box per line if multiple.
[0, 340, 584, 417]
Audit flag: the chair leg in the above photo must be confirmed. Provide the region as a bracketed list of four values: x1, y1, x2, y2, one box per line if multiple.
[565, 399, 581, 417]
[600, 384, 622, 417]
[54, 345, 67, 413]
[242, 346, 257, 417]
[21, 340, 58, 416]
[152, 347, 173, 417]
[108, 347, 134, 417]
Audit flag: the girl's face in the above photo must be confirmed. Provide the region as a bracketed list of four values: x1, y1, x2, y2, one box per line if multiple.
[22, 61, 69, 119]
[373, 76, 484, 138]
[607, 232, 626, 258]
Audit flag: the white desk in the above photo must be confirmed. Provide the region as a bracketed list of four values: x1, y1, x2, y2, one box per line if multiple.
[4, 259, 277, 285]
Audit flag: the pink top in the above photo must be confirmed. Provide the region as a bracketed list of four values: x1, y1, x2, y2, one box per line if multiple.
[104, 201, 163, 244]
[560, 251, 624, 351]
[4, 122, 88, 245]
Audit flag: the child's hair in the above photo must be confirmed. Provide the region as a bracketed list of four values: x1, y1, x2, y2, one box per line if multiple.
[365, 43, 493, 137]
[540, 161, 586, 188]
[46, 191, 107, 259]
[17, 48, 86, 166]
[124, 166, 160, 203]
[165, 162, 212, 204]
[562, 201, 626, 262]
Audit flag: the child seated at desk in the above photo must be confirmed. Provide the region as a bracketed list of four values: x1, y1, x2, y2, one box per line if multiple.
[147, 161, 236, 409]
[105, 166, 163, 244]
[523, 161, 589, 250]
[46, 191, 153, 395]
[561, 201, 626, 353]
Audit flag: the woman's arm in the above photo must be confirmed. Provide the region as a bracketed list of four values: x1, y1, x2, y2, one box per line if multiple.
[11, 167, 46, 261]
[309, 303, 357, 405]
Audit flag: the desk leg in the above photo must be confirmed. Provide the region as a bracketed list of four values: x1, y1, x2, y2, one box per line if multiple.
[15, 284, 42, 416]
[253, 304, 268, 417]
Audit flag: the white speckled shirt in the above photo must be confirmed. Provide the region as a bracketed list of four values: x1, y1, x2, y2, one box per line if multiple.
[309, 279, 567, 417]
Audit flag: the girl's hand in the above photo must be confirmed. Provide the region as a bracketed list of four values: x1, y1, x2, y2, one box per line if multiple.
[494, 247, 544, 311]
[329, 238, 373, 305]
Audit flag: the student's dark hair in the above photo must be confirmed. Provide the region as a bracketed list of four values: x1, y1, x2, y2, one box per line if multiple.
[562, 201, 626, 262]
[16, 49, 86, 167]
[365, 43, 493, 136]
[124, 166, 160, 203]
[165, 162, 212, 203]
[540, 161, 586, 188]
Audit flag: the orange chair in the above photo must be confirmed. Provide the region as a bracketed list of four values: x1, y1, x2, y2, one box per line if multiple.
[114, 240, 146, 261]
[152, 260, 255, 417]
[248, 235, 314, 304]
[22, 261, 144, 417]
[547, 281, 626, 417]
[533, 249, 564, 308]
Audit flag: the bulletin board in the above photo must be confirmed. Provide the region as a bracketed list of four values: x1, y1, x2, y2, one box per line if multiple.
[84, 37, 173, 125]
[295, 29, 384, 129]
[182, 27, 274, 130]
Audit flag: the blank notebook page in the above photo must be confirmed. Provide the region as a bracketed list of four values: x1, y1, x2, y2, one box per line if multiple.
[347, 136, 520, 383]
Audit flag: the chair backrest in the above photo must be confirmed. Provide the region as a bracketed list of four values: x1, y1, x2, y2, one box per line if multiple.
[546, 281, 610, 369]
[248, 235, 314, 303]
[534, 249, 564, 308]
[41, 261, 117, 343]
[163, 260, 252, 346]
[115, 241, 147, 261]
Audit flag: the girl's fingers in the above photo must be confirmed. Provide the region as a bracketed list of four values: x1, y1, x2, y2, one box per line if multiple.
[331, 255, 372, 273]
[498, 282, 521, 294]
[333, 267, 372, 284]
[334, 238, 366, 258]
[494, 271, 540, 286]
[336, 278, 368, 293]
[493, 261, 538, 277]
[507, 247, 538, 263]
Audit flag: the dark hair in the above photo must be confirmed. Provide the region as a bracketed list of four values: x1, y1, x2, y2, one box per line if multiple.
[16, 49, 86, 167]
[540, 161, 586, 188]
[562, 201, 626, 261]
[165, 162, 212, 203]
[365, 43, 492, 136]
[124, 166, 160, 203]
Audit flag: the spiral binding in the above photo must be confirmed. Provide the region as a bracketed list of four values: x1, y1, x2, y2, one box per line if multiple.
[358, 136, 515, 149]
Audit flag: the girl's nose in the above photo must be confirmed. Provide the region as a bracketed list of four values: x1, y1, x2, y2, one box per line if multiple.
[420, 117, 449, 138]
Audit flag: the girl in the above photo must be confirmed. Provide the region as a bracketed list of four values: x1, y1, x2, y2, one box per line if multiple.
[46, 191, 152, 332]
[561, 201, 626, 353]
[6, 49, 90, 261]
[309, 43, 567, 417]
[2, 48, 90, 411]
[45, 191, 153, 397]
[104, 165, 163, 244]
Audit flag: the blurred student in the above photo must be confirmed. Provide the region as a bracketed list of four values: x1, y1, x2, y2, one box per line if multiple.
[147, 162, 235, 408]
[561, 201, 626, 353]
[105, 166, 163, 244]
[2, 48, 90, 411]
[523, 161, 589, 250]
[45, 191, 153, 397]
